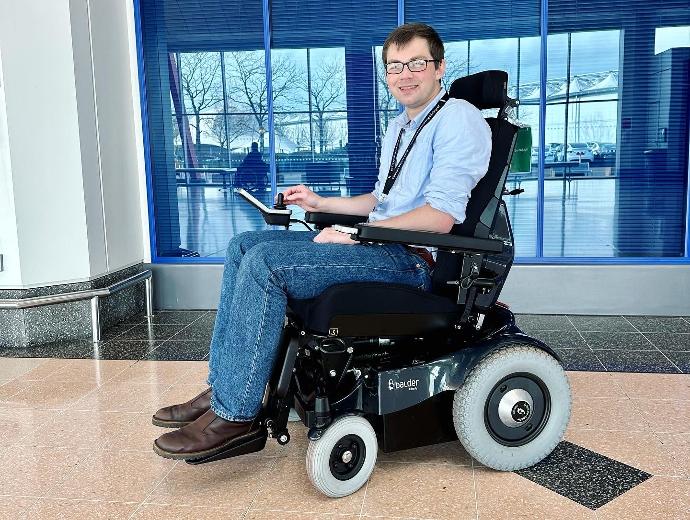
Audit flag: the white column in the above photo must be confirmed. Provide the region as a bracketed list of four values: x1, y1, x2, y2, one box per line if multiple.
[0, 0, 147, 289]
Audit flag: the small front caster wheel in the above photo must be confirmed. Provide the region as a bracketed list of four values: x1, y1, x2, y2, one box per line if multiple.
[306, 415, 377, 497]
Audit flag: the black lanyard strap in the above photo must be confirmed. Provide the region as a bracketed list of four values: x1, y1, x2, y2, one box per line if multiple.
[381, 92, 450, 199]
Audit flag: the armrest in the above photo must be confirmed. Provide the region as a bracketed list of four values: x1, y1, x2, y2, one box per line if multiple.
[305, 212, 367, 228]
[354, 224, 505, 253]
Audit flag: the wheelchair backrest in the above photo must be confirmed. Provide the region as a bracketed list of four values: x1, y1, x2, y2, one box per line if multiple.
[449, 70, 519, 239]
[432, 71, 519, 305]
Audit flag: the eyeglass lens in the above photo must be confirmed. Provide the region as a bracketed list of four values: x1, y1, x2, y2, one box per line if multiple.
[386, 59, 430, 74]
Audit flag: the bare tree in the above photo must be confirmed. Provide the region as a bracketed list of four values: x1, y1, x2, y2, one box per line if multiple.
[441, 49, 471, 92]
[572, 112, 616, 143]
[178, 52, 224, 147]
[278, 121, 311, 151]
[320, 118, 348, 151]
[205, 113, 251, 153]
[225, 51, 300, 150]
[305, 58, 346, 153]
[376, 64, 397, 134]
[170, 116, 183, 166]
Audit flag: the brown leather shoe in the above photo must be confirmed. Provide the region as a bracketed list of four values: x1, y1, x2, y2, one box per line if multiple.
[153, 409, 262, 460]
[152, 387, 212, 428]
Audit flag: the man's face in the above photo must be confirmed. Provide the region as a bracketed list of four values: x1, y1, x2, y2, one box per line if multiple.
[385, 36, 445, 117]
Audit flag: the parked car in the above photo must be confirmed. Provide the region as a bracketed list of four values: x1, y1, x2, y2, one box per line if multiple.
[530, 146, 558, 165]
[544, 147, 558, 163]
[558, 143, 594, 162]
[587, 142, 601, 156]
[547, 143, 563, 161]
[598, 143, 616, 159]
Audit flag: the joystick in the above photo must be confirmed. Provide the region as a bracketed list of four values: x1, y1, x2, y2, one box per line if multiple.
[236, 187, 291, 227]
[274, 193, 287, 210]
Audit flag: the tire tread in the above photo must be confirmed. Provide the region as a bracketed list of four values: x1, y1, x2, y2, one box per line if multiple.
[453, 344, 571, 470]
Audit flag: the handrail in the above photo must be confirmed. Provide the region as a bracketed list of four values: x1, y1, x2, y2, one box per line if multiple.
[0, 270, 154, 344]
[0, 270, 152, 309]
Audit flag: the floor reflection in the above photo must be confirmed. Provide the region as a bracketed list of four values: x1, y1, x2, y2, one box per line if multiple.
[176, 179, 619, 258]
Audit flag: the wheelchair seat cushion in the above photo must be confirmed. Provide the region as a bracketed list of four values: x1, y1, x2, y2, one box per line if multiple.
[288, 282, 458, 336]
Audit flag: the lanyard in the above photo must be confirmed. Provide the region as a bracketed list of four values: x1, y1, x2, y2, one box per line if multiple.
[381, 92, 450, 200]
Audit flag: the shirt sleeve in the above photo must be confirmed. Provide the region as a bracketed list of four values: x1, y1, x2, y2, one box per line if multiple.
[372, 177, 382, 201]
[423, 100, 492, 223]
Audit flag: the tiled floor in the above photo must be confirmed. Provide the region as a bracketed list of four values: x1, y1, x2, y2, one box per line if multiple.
[1, 312, 689, 519]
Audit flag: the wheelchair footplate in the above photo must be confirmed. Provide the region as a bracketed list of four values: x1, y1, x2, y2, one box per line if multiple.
[185, 429, 268, 465]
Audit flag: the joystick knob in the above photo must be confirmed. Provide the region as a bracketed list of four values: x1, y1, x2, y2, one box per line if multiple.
[274, 193, 287, 210]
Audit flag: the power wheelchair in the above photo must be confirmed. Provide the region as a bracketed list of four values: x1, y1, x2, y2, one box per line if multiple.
[188, 70, 572, 498]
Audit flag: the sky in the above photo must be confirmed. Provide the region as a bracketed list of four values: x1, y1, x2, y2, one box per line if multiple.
[270, 29, 624, 92]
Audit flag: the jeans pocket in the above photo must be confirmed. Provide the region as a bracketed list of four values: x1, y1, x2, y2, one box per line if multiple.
[381, 244, 418, 270]
[416, 263, 432, 291]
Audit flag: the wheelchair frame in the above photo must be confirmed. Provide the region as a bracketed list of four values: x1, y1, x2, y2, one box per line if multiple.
[188, 71, 571, 501]
[188, 203, 559, 465]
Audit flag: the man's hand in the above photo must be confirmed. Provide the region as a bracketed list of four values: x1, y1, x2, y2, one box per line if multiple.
[281, 185, 323, 212]
[313, 227, 357, 245]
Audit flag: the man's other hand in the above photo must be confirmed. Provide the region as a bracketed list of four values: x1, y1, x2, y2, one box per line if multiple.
[281, 185, 323, 212]
[313, 227, 357, 245]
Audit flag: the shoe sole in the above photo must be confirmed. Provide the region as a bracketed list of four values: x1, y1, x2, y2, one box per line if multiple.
[151, 416, 193, 428]
[152, 430, 265, 460]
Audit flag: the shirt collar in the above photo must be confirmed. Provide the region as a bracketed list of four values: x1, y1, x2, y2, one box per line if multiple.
[394, 87, 447, 130]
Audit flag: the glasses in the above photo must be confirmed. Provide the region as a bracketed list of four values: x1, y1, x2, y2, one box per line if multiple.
[385, 59, 439, 74]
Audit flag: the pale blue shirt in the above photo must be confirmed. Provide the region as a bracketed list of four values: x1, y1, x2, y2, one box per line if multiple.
[368, 88, 492, 225]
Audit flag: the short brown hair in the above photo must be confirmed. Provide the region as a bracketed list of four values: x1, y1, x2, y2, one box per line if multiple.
[382, 23, 444, 67]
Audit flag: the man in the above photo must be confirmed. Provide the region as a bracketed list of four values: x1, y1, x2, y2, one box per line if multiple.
[236, 142, 269, 191]
[152, 23, 492, 460]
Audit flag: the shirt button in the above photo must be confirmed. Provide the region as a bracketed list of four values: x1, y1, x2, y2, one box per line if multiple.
[415, 264, 421, 268]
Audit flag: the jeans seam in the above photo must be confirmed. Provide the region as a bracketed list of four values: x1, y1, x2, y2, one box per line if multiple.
[210, 395, 254, 422]
[209, 244, 244, 387]
[235, 270, 275, 419]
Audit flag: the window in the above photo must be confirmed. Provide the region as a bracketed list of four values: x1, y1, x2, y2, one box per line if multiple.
[272, 47, 349, 224]
[544, 0, 690, 258]
[542, 30, 621, 257]
[137, 0, 690, 263]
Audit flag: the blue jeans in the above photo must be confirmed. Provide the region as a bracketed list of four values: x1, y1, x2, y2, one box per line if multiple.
[207, 230, 432, 421]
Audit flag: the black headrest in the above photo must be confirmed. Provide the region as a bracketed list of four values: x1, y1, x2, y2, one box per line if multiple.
[449, 70, 508, 110]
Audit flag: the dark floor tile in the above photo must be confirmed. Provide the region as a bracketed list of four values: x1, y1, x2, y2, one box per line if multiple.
[530, 330, 589, 349]
[144, 341, 209, 361]
[167, 322, 214, 342]
[644, 332, 690, 352]
[624, 316, 690, 333]
[89, 340, 161, 360]
[516, 441, 652, 510]
[114, 324, 185, 342]
[116, 313, 149, 325]
[581, 332, 655, 351]
[100, 323, 137, 341]
[195, 312, 217, 328]
[144, 310, 209, 325]
[515, 314, 576, 332]
[0, 339, 94, 359]
[553, 348, 605, 371]
[568, 315, 636, 333]
[596, 350, 681, 374]
[661, 351, 690, 374]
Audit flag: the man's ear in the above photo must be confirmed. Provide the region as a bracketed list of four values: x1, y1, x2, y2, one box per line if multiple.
[436, 58, 446, 81]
